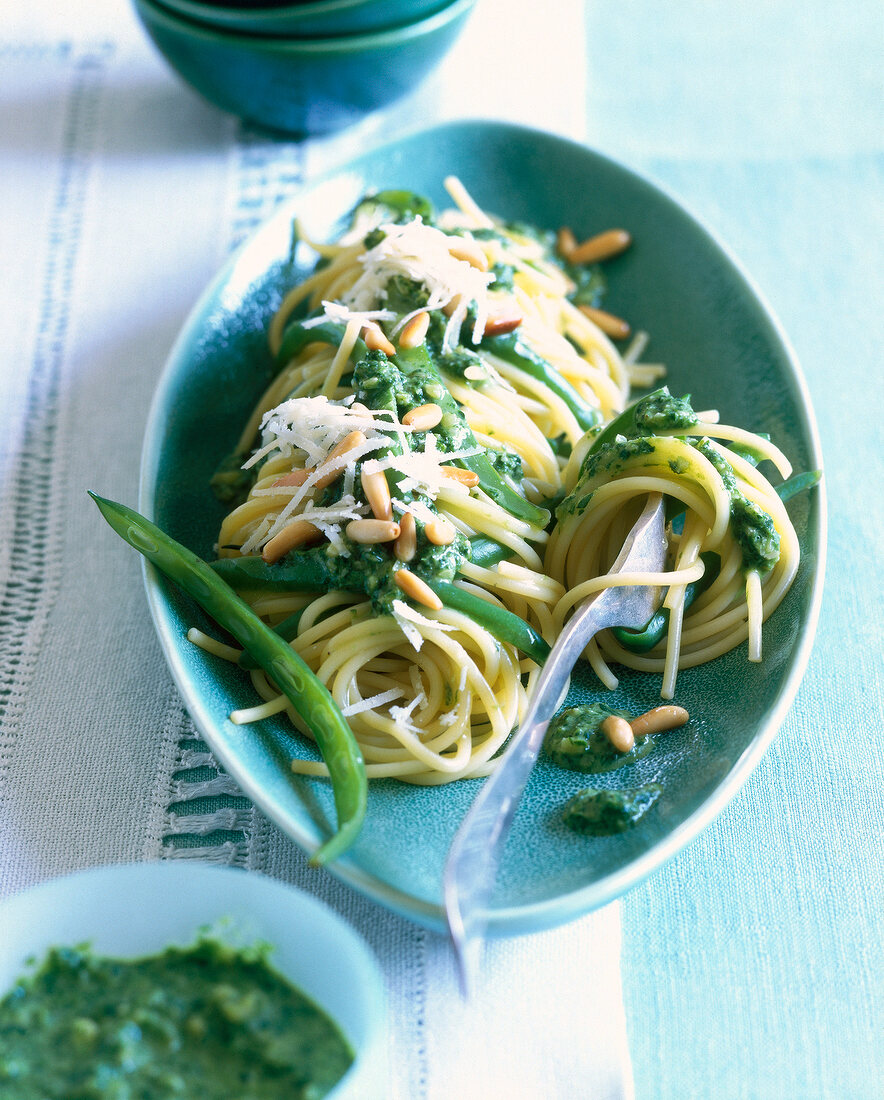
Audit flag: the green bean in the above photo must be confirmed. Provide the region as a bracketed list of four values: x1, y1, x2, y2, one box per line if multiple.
[351, 189, 434, 225]
[210, 548, 548, 663]
[468, 536, 511, 569]
[239, 607, 307, 671]
[276, 320, 367, 369]
[211, 551, 329, 591]
[394, 345, 550, 528]
[612, 551, 721, 653]
[481, 332, 601, 433]
[89, 493, 366, 867]
[727, 434, 771, 467]
[424, 578, 551, 666]
[775, 469, 822, 502]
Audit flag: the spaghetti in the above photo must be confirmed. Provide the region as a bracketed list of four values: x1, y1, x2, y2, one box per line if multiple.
[196, 179, 803, 785]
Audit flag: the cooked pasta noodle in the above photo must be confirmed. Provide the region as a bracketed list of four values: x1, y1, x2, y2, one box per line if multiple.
[198, 179, 803, 784]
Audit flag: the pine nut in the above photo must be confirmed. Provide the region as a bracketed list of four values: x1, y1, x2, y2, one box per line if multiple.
[630, 705, 689, 739]
[579, 304, 631, 340]
[440, 465, 480, 488]
[361, 467, 392, 522]
[570, 228, 632, 265]
[346, 518, 400, 544]
[394, 511, 417, 562]
[349, 402, 371, 416]
[262, 521, 321, 563]
[394, 568, 442, 610]
[398, 311, 430, 349]
[424, 517, 456, 545]
[313, 431, 367, 490]
[362, 323, 396, 357]
[463, 365, 486, 382]
[402, 403, 443, 431]
[270, 468, 311, 488]
[557, 226, 578, 260]
[483, 311, 523, 337]
[601, 714, 635, 754]
[448, 237, 489, 271]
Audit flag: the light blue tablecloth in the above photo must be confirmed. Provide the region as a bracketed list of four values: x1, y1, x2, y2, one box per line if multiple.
[583, 2, 883, 1094]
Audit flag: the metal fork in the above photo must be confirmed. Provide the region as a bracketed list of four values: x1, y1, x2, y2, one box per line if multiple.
[443, 493, 667, 995]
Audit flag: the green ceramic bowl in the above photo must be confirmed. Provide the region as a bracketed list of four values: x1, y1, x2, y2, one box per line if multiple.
[157, 0, 452, 38]
[138, 122, 825, 935]
[132, 0, 475, 136]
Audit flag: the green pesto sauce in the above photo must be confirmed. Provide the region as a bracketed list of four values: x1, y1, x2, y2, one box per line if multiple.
[554, 388, 782, 575]
[632, 390, 697, 434]
[383, 274, 429, 314]
[543, 703, 655, 775]
[210, 450, 258, 508]
[298, 527, 466, 616]
[692, 438, 780, 573]
[580, 435, 656, 483]
[0, 940, 353, 1100]
[557, 437, 656, 520]
[562, 783, 663, 836]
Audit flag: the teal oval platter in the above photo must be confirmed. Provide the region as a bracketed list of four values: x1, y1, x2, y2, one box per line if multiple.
[140, 121, 825, 935]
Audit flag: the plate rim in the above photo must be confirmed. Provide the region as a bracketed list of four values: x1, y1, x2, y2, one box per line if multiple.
[139, 119, 827, 934]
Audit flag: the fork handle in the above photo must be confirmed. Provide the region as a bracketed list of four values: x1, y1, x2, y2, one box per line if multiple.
[444, 587, 619, 993]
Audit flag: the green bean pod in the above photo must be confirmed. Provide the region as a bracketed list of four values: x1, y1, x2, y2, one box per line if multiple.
[275, 319, 368, 370]
[393, 345, 550, 528]
[239, 607, 307, 671]
[612, 550, 721, 653]
[89, 493, 366, 867]
[775, 469, 822, 502]
[468, 535, 511, 569]
[211, 551, 330, 591]
[424, 578, 551, 666]
[210, 547, 546, 664]
[481, 332, 601, 433]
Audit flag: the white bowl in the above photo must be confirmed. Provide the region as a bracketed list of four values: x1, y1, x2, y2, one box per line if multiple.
[0, 862, 386, 1098]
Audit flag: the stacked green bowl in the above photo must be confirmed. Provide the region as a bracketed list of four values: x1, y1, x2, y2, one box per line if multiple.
[133, 0, 477, 136]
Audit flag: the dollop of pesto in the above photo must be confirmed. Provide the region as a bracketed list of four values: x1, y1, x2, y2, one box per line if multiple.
[633, 390, 698, 434]
[0, 939, 353, 1099]
[557, 437, 656, 520]
[544, 702, 655, 774]
[383, 274, 430, 314]
[693, 438, 780, 573]
[562, 783, 663, 836]
[579, 435, 656, 484]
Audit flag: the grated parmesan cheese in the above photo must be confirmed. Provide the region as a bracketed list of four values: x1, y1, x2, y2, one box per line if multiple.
[252, 395, 404, 469]
[365, 433, 481, 501]
[304, 301, 395, 330]
[341, 686, 405, 717]
[391, 598, 455, 653]
[391, 496, 437, 525]
[328, 218, 495, 351]
[389, 691, 424, 733]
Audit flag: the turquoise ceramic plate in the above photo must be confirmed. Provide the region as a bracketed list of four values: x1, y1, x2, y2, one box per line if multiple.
[140, 121, 825, 935]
